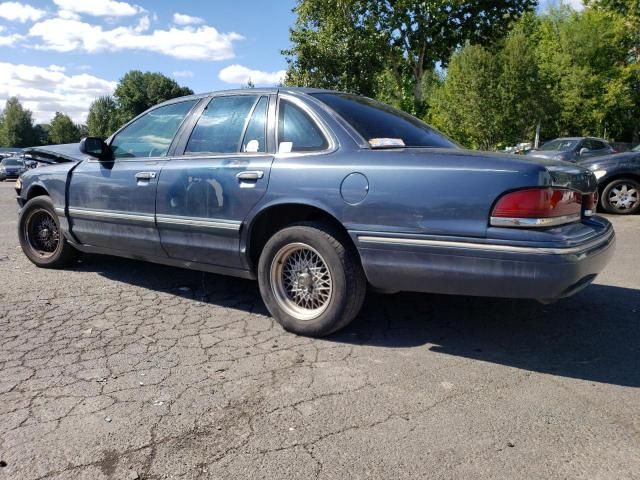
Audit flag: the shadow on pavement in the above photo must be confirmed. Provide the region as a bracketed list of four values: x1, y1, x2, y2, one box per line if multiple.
[80, 254, 640, 388]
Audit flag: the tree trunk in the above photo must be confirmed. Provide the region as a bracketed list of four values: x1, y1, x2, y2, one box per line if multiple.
[413, 45, 427, 115]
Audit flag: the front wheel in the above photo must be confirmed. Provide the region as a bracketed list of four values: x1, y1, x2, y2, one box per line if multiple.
[600, 178, 640, 215]
[18, 196, 78, 268]
[257, 223, 366, 337]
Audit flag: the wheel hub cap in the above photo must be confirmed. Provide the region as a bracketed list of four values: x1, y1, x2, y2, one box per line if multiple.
[270, 243, 333, 321]
[609, 184, 639, 210]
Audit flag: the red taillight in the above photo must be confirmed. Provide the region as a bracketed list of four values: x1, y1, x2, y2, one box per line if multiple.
[491, 188, 582, 227]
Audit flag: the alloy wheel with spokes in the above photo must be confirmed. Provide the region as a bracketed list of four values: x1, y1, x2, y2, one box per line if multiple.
[257, 222, 366, 337]
[607, 183, 639, 211]
[24, 208, 60, 258]
[18, 195, 78, 268]
[270, 242, 333, 321]
[602, 178, 640, 215]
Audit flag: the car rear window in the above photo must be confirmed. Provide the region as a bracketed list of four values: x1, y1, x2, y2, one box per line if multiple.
[311, 93, 457, 149]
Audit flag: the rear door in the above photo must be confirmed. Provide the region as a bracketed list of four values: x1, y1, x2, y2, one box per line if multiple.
[68, 99, 199, 257]
[155, 93, 275, 269]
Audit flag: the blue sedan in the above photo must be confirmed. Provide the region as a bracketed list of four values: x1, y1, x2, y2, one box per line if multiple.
[16, 88, 615, 336]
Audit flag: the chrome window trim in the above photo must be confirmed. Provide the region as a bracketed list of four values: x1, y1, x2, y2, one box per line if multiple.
[357, 228, 614, 255]
[489, 214, 581, 228]
[171, 152, 272, 161]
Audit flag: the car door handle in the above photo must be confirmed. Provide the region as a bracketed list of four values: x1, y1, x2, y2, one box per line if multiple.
[135, 171, 157, 181]
[236, 171, 264, 181]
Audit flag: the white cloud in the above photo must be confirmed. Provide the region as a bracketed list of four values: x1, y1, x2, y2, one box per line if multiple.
[172, 70, 194, 78]
[52, 0, 142, 17]
[0, 2, 46, 22]
[173, 13, 204, 26]
[28, 17, 243, 60]
[0, 33, 24, 46]
[0, 62, 116, 123]
[218, 64, 286, 85]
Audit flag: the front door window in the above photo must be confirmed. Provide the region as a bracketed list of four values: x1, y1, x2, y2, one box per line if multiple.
[111, 100, 197, 158]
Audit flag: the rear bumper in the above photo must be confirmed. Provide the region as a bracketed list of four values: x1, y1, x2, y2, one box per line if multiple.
[353, 220, 615, 300]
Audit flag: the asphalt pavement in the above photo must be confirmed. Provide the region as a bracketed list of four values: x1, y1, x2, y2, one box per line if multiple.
[0, 181, 638, 480]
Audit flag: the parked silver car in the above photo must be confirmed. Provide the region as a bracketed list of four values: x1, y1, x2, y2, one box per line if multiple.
[527, 137, 615, 162]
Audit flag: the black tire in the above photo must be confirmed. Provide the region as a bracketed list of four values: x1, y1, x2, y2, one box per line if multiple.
[257, 222, 366, 337]
[600, 178, 640, 215]
[18, 196, 78, 268]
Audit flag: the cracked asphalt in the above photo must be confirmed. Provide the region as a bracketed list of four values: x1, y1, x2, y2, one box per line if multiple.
[0, 181, 639, 480]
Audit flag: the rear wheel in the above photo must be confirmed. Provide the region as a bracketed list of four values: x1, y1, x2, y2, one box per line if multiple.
[258, 222, 366, 337]
[600, 178, 640, 215]
[18, 196, 78, 268]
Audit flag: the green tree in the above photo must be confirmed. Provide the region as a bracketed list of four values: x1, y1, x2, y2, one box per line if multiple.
[33, 124, 49, 146]
[429, 44, 503, 149]
[535, 7, 634, 140]
[586, 0, 640, 142]
[48, 112, 82, 144]
[284, 0, 538, 114]
[114, 71, 193, 124]
[284, 0, 387, 97]
[494, 16, 548, 146]
[0, 97, 37, 147]
[87, 96, 120, 138]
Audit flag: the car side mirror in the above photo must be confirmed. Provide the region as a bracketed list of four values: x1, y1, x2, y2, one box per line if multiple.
[579, 147, 589, 156]
[79, 137, 111, 160]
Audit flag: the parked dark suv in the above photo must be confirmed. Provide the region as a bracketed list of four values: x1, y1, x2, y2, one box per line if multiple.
[0, 157, 28, 181]
[527, 137, 615, 162]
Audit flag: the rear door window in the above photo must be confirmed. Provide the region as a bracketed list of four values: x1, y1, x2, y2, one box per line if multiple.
[186, 95, 264, 154]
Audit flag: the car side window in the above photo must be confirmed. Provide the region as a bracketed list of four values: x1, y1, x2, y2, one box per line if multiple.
[186, 95, 262, 154]
[591, 140, 605, 150]
[277, 100, 328, 153]
[241, 96, 268, 153]
[111, 100, 197, 159]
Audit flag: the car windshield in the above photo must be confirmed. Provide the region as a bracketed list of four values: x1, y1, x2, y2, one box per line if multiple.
[633, 144, 640, 152]
[311, 93, 458, 149]
[539, 139, 579, 151]
[1, 159, 22, 166]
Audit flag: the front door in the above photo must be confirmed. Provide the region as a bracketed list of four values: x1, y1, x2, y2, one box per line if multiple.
[156, 94, 274, 269]
[68, 99, 199, 257]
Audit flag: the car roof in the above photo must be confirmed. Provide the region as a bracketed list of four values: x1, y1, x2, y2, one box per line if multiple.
[553, 136, 608, 142]
[156, 87, 340, 107]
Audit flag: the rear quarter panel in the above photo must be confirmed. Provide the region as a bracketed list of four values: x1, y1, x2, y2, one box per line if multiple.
[260, 148, 553, 239]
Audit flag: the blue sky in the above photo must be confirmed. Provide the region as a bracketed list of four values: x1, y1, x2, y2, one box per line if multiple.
[0, 0, 582, 124]
[0, 0, 297, 122]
